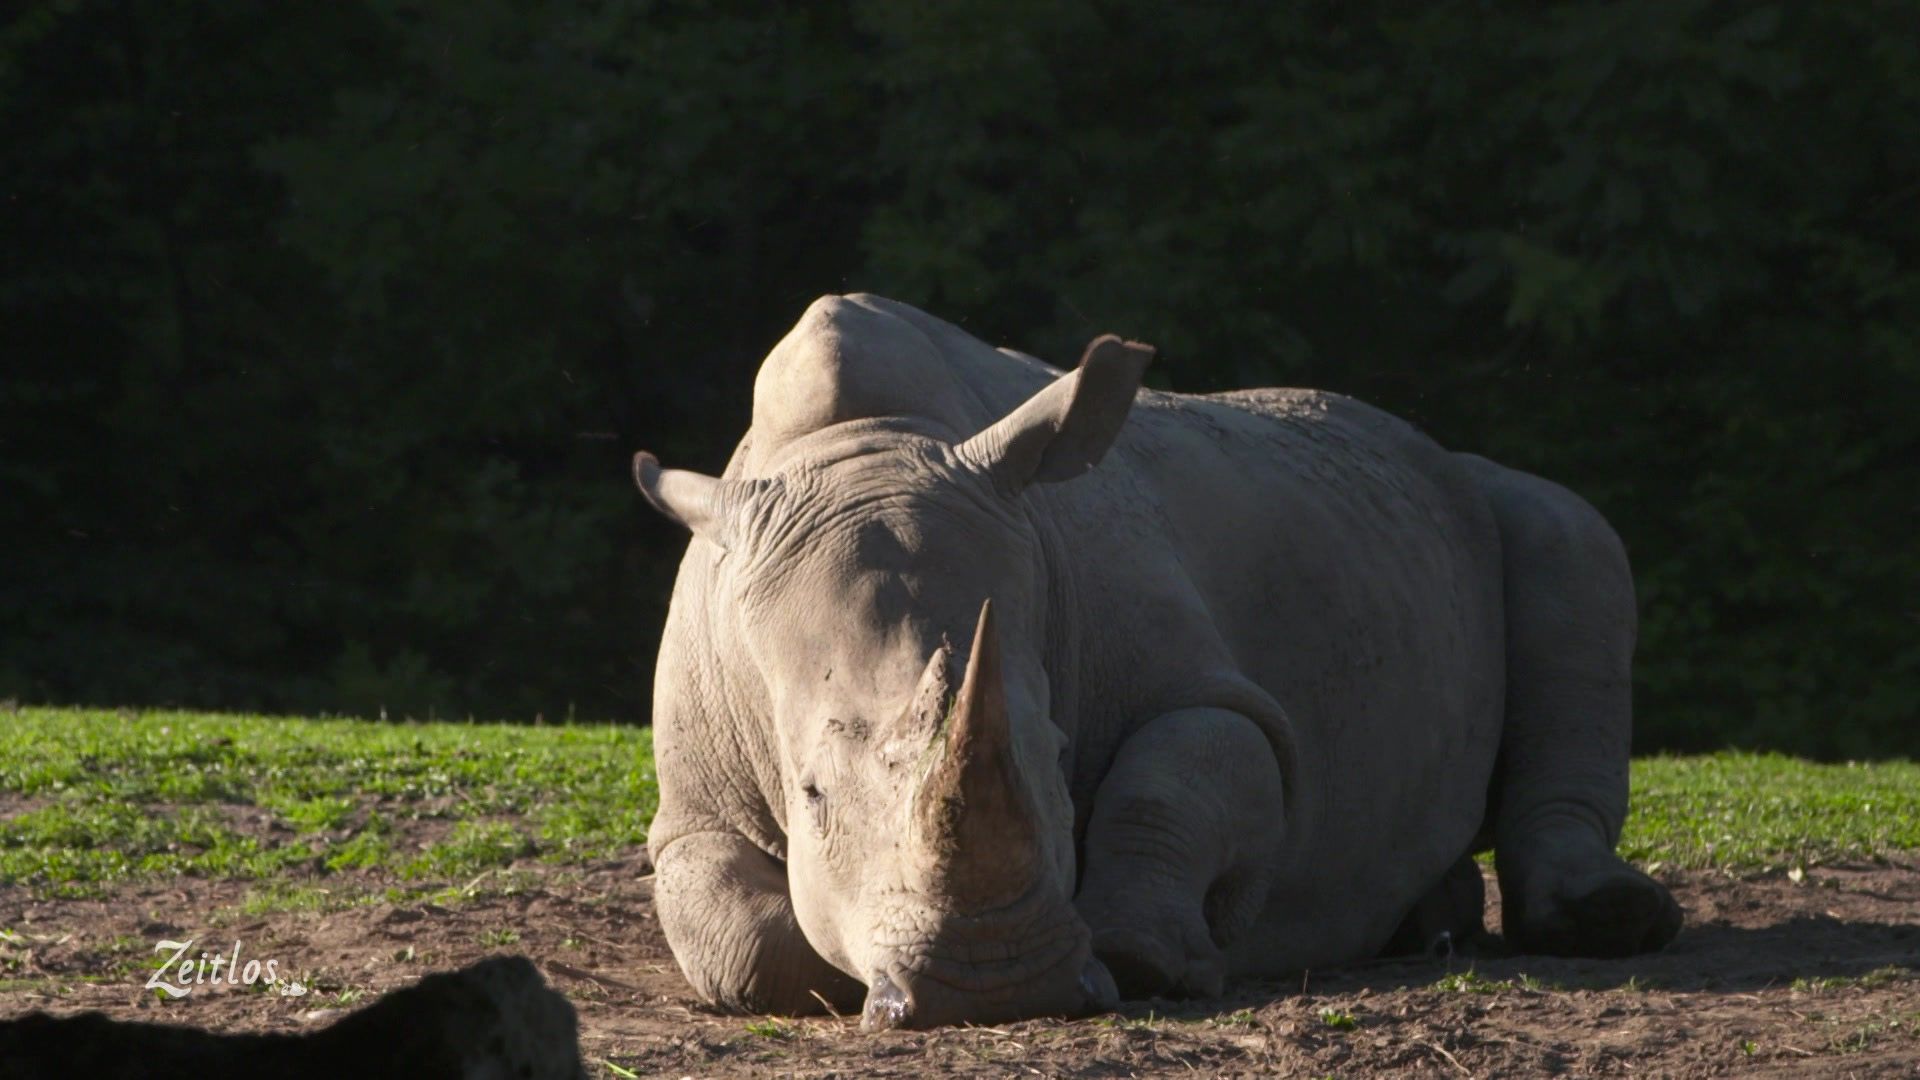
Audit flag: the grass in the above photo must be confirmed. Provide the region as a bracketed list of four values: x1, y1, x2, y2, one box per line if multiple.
[1317, 1007, 1358, 1030]
[742, 1018, 795, 1040]
[0, 707, 654, 897]
[235, 882, 352, 916]
[0, 801, 312, 891]
[1431, 969, 1561, 994]
[1, 710, 1917, 903]
[1622, 753, 1920, 871]
[1791, 966, 1913, 994]
[1822, 1011, 1920, 1054]
[1095, 1010, 1163, 1032]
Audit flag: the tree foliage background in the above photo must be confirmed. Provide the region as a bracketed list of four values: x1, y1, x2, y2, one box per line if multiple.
[3, 1, 1914, 756]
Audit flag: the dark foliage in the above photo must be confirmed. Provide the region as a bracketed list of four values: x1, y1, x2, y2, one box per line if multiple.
[2, 2, 1914, 755]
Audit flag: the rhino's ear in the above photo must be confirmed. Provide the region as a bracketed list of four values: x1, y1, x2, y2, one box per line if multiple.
[633, 451, 760, 551]
[956, 335, 1153, 496]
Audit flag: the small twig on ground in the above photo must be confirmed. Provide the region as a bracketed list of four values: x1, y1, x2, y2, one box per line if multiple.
[807, 988, 846, 1019]
[1421, 1038, 1474, 1077]
[564, 930, 628, 951]
[545, 960, 640, 994]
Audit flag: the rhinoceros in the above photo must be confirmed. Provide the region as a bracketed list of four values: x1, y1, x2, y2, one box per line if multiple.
[633, 294, 1681, 1030]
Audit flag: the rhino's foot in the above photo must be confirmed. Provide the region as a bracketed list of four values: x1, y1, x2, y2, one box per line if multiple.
[1090, 913, 1225, 1000]
[1503, 853, 1682, 958]
[1076, 707, 1283, 1002]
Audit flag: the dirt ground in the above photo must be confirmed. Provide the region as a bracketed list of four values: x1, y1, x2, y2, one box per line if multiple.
[3, 856, 1917, 1078]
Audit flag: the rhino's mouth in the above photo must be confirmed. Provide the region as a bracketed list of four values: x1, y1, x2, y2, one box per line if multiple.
[873, 885, 1087, 989]
[861, 950, 1116, 1031]
[861, 885, 1114, 1029]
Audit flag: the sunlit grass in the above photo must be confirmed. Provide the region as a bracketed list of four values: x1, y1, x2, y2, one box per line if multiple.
[1623, 752, 1920, 871]
[0, 708, 654, 895]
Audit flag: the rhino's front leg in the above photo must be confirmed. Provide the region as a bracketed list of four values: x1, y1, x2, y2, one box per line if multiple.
[652, 830, 863, 1015]
[1075, 708, 1284, 998]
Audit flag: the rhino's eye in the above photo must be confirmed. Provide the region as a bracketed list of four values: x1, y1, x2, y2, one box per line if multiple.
[801, 781, 827, 829]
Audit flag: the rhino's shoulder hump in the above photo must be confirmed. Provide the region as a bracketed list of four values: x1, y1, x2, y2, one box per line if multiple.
[749, 296, 1052, 462]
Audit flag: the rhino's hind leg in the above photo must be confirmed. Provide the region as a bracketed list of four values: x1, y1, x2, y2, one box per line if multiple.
[1465, 456, 1682, 958]
[653, 831, 864, 1015]
[1074, 708, 1284, 999]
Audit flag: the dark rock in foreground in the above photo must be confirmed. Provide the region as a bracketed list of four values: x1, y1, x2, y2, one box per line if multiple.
[0, 955, 585, 1079]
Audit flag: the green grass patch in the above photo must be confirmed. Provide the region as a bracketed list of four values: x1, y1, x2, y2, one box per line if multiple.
[0, 801, 315, 889]
[1623, 753, 1920, 871]
[1317, 1007, 1358, 1030]
[235, 881, 370, 916]
[322, 813, 394, 872]
[1430, 969, 1560, 994]
[1432, 969, 1507, 993]
[401, 819, 532, 880]
[0, 708, 654, 895]
[271, 795, 357, 834]
[1791, 966, 1914, 994]
[742, 1018, 795, 1040]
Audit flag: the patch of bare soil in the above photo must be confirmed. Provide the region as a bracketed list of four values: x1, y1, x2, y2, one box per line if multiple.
[3, 860, 1917, 1077]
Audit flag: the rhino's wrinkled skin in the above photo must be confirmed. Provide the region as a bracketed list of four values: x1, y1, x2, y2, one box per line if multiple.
[635, 295, 1681, 1029]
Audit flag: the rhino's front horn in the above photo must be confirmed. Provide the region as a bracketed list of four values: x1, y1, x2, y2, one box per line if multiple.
[910, 599, 1041, 911]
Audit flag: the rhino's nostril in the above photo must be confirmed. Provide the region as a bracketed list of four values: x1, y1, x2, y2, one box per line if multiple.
[860, 973, 913, 1031]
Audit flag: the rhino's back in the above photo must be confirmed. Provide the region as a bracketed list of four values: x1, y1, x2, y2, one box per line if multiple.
[1054, 382, 1507, 969]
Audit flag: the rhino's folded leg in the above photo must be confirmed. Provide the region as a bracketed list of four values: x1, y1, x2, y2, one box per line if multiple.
[1074, 707, 1283, 999]
[653, 830, 864, 1015]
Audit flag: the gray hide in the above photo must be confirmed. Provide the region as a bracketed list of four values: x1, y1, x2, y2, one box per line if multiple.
[636, 295, 1681, 1029]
